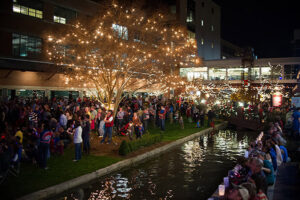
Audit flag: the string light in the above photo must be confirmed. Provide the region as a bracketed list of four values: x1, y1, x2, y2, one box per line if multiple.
[47, 1, 200, 111]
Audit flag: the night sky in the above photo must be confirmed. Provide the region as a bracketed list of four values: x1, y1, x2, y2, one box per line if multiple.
[213, 0, 300, 58]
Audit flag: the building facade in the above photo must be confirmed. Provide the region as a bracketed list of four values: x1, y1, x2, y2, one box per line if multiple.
[220, 39, 243, 59]
[0, 0, 102, 99]
[174, 0, 221, 60]
[0, 0, 222, 100]
[180, 57, 300, 88]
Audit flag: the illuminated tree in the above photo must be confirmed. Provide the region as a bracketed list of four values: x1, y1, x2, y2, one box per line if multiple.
[46, 1, 199, 114]
[230, 88, 258, 103]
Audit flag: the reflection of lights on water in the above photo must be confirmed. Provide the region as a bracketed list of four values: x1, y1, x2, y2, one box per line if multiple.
[212, 130, 250, 158]
[182, 141, 204, 165]
[65, 130, 254, 200]
[81, 175, 132, 200]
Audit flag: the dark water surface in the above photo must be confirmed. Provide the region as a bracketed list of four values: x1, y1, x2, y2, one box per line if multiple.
[57, 130, 257, 200]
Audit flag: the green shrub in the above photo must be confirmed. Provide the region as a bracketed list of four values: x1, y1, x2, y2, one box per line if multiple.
[118, 134, 163, 156]
[119, 140, 130, 156]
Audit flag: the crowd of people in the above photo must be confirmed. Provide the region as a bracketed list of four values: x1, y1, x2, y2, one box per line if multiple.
[222, 113, 291, 200]
[1, 94, 295, 200]
[0, 95, 213, 175]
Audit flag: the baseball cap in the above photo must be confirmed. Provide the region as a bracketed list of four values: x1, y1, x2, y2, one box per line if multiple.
[232, 184, 250, 200]
[238, 187, 250, 200]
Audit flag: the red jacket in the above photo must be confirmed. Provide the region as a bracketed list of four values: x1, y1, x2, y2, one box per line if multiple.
[105, 115, 114, 127]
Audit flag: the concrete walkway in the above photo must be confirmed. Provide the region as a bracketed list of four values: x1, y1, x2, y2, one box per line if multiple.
[272, 162, 300, 200]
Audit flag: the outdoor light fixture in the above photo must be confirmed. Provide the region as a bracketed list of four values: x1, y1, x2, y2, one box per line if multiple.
[238, 102, 244, 107]
[218, 184, 225, 196]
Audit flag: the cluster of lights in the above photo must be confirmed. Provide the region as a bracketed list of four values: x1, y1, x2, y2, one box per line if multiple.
[46, 1, 200, 111]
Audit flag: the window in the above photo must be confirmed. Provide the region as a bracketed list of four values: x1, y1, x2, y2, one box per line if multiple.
[112, 24, 128, 40]
[209, 68, 226, 80]
[272, 65, 282, 80]
[54, 6, 77, 24]
[211, 25, 214, 31]
[202, 2, 205, 7]
[13, 2, 43, 19]
[250, 67, 260, 80]
[188, 31, 195, 39]
[228, 68, 248, 80]
[201, 20, 204, 26]
[211, 42, 214, 48]
[54, 16, 66, 24]
[261, 67, 271, 79]
[186, 0, 195, 23]
[201, 38, 204, 45]
[170, 5, 176, 14]
[186, 12, 193, 23]
[180, 67, 208, 81]
[12, 33, 42, 57]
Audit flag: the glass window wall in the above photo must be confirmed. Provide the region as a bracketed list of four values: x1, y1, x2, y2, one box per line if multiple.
[250, 67, 260, 80]
[261, 67, 271, 79]
[13, 0, 43, 19]
[54, 6, 77, 24]
[54, 16, 66, 24]
[13, 33, 42, 57]
[180, 67, 208, 81]
[112, 24, 128, 40]
[209, 68, 226, 80]
[272, 65, 282, 80]
[227, 68, 248, 80]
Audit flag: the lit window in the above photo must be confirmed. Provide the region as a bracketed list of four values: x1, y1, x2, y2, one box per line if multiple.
[54, 6, 77, 24]
[13, 4, 20, 12]
[211, 25, 214, 31]
[201, 38, 204, 45]
[261, 67, 271, 79]
[209, 68, 226, 80]
[29, 8, 35, 17]
[54, 16, 66, 24]
[188, 31, 195, 39]
[12, 33, 42, 57]
[36, 10, 42, 18]
[211, 42, 214, 48]
[201, 20, 204, 26]
[250, 68, 260, 80]
[187, 0, 195, 23]
[112, 24, 128, 40]
[186, 12, 193, 23]
[13, 3, 43, 19]
[228, 68, 249, 80]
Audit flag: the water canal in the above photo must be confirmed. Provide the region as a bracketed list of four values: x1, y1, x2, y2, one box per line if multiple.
[57, 129, 258, 200]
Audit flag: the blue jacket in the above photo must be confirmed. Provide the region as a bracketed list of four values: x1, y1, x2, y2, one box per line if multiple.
[269, 148, 277, 171]
[279, 145, 288, 163]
